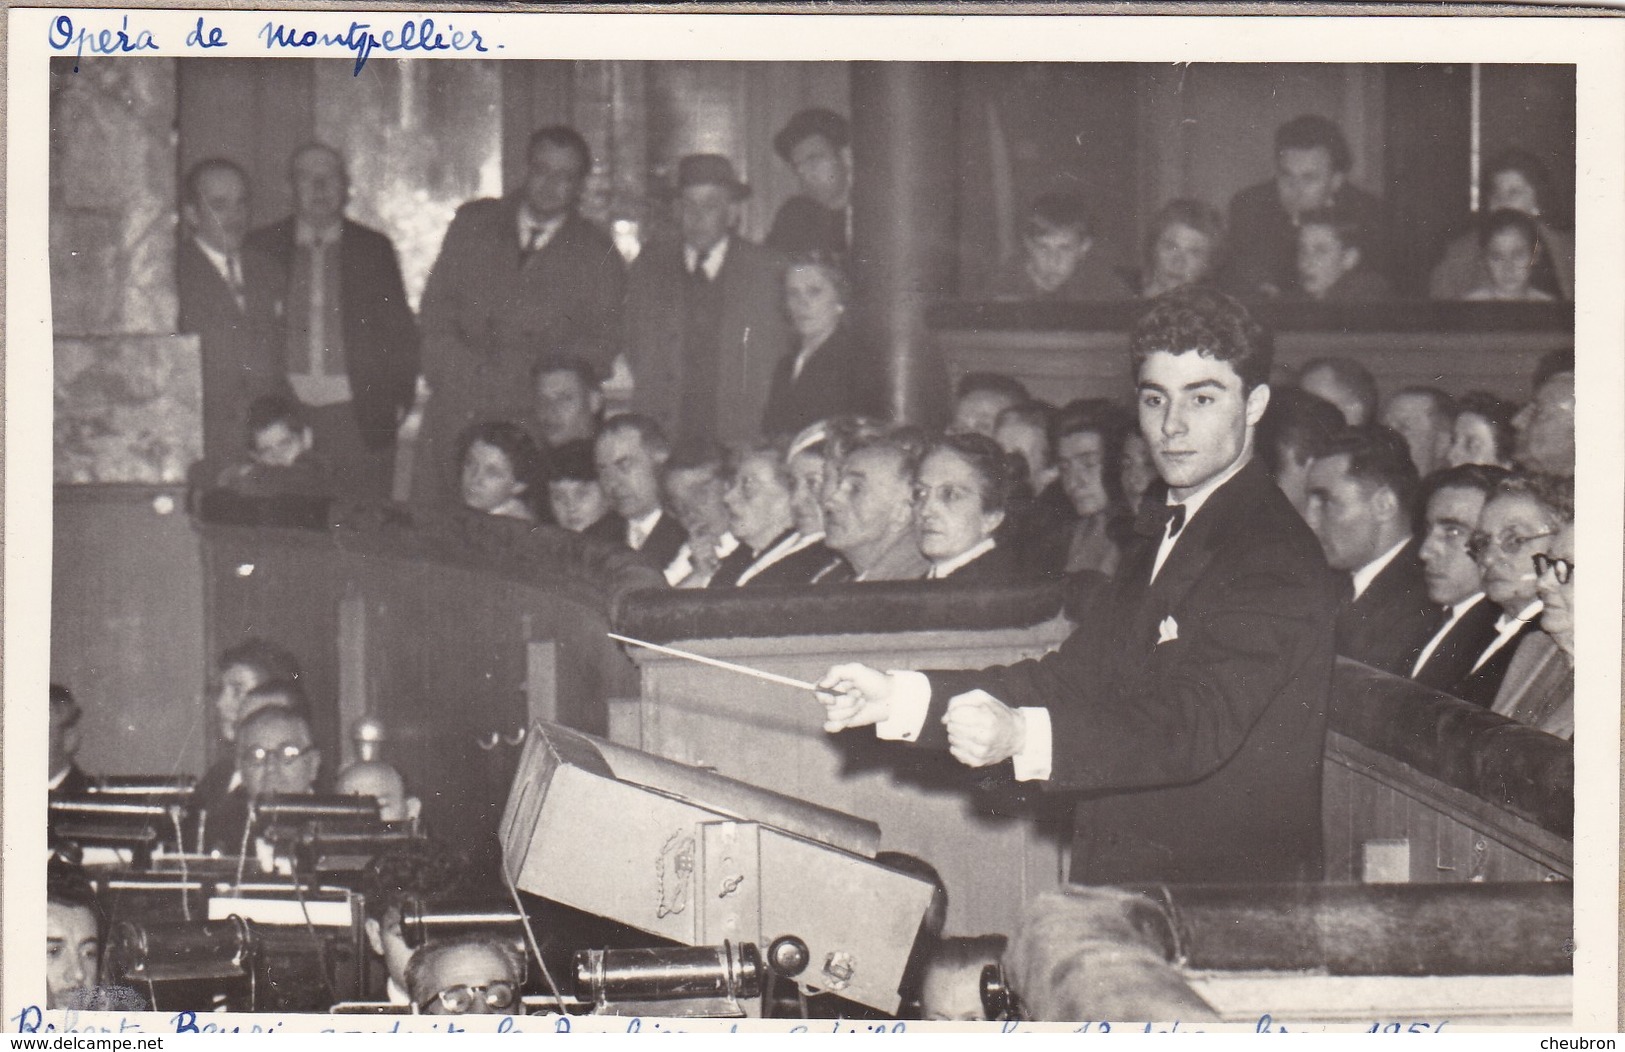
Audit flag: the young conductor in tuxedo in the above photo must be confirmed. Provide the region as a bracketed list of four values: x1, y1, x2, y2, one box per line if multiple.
[816, 288, 1341, 885]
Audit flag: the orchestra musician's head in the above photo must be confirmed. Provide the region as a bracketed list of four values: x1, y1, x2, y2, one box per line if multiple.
[1128, 287, 1272, 502]
[363, 841, 466, 1001]
[46, 862, 102, 1010]
[214, 638, 302, 743]
[235, 707, 320, 799]
[408, 935, 525, 1016]
[918, 935, 1007, 1022]
[337, 761, 420, 824]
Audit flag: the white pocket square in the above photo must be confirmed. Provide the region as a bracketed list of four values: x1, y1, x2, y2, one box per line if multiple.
[1157, 616, 1179, 644]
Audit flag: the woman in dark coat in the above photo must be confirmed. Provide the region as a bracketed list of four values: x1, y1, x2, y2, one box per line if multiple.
[761, 252, 887, 438]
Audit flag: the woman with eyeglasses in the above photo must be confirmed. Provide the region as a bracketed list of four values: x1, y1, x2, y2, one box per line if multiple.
[913, 433, 1022, 583]
[407, 934, 525, 1015]
[1489, 476, 1574, 740]
[1452, 472, 1569, 709]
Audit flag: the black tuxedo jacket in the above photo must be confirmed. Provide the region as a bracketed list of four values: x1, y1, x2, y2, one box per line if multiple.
[1337, 540, 1438, 676]
[176, 237, 289, 470]
[244, 218, 421, 447]
[760, 322, 890, 439]
[583, 510, 687, 574]
[746, 540, 847, 587]
[1411, 596, 1501, 694]
[914, 460, 1341, 885]
[934, 542, 1023, 585]
[1451, 617, 1541, 708]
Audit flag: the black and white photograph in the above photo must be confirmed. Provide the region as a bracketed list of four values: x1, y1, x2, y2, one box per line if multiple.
[10, 7, 1623, 1033]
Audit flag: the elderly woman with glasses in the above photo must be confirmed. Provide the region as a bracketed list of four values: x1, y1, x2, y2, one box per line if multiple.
[1486, 474, 1574, 739]
[913, 432, 1023, 583]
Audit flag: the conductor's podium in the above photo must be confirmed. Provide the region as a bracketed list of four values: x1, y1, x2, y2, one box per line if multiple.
[611, 579, 1573, 940]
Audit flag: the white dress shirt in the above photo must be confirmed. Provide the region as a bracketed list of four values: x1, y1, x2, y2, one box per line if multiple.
[1468, 599, 1544, 674]
[683, 237, 729, 280]
[626, 509, 664, 551]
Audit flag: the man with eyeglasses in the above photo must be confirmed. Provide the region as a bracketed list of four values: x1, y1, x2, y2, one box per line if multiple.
[1407, 464, 1512, 695]
[1490, 479, 1574, 738]
[197, 707, 321, 854]
[407, 934, 524, 1016]
[1452, 473, 1567, 707]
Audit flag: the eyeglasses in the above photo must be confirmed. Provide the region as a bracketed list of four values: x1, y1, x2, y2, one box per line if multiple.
[1532, 553, 1574, 584]
[912, 483, 980, 510]
[420, 981, 517, 1014]
[1467, 528, 1557, 563]
[240, 743, 312, 768]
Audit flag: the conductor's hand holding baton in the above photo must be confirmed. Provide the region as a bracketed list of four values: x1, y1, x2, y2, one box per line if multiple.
[814, 663, 897, 732]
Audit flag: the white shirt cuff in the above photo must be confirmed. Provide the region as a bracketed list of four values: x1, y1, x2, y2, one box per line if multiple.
[874, 670, 932, 742]
[1011, 707, 1053, 781]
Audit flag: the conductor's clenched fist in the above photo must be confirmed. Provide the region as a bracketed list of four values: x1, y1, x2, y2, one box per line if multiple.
[943, 690, 1027, 768]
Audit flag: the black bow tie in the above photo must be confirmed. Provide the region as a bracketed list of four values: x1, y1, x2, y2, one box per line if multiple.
[1134, 501, 1186, 539]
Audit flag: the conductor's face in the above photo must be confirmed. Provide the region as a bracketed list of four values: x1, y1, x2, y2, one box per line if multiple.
[1137, 350, 1268, 502]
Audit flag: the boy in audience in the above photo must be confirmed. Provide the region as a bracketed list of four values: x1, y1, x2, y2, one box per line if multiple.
[984, 192, 1130, 302]
[215, 394, 334, 498]
[951, 373, 1029, 439]
[1303, 425, 1435, 675]
[1298, 356, 1378, 426]
[529, 354, 604, 450]
[213, 638, 303, 745]
[1294, 209, 1391, 302]
[545, 438, 609, 533]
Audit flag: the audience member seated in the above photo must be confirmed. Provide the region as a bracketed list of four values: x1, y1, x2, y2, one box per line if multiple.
[196, 706, 322, 855]
[213, 638, 303, 746]
[1513, 349, 1575, 478]
[1408, 464, 1512, 694]
[214, 395, 334, 499]
[1117, 430, 1157, 517]
[1298, 356, 1377, 426]
[1137, 199, 1224, 299]
[915, 433, 1021, 582]
[918, 935, 1008, 1022]
[766, 108, 851, 258]
[761, 252, 886, 439]
[406, 934, 525, 1016]
[49, 684, 91, 795]
[713, 438, 798, 587]
[1293, 208, 1391, 302]
[993, 400, 1075, 575]
[544, 439, 609, 533]
[1226, 114, 1387, 300]
[818, 431, 929, 583]
[1445, 391, 1517, 470]
[1463, 210, 1557, 302]
[47, 861, 104, 1011]
[456, 421, 543, 523]
[660, 446, 738, 587]
[1381, 386, 1456, 477]
[528, 353, 604, 450]
[337, 760, 422, 825]
[1304, 425, 1435, 674]
[768, 423, 851, 584]
[362, 841, 468, 1005]
[1431, 149, 1573, 301]
[993, 401, 1061, 503]
[1491, 474, 1574, 738]
[1454, 471, 1566, 707]
[951, 372, 1029, 439]
[1255, 386, 1345, 517]
[1043, 402, 1130, 577]
[983, 191, 1130, 301]
[586, 414, 686, 570]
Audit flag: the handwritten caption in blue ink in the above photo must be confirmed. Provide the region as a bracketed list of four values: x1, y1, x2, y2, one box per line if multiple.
[47, 14, 492, 77]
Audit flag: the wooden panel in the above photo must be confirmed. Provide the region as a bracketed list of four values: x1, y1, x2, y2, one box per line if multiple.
[51, 485, 207, 777]
[615, 621, 1072, 938]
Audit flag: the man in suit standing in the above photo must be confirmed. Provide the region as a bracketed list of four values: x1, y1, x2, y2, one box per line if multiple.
[1408, 464, 1511, 693]
[1302, 425, 1438, 675]
[245, 144, 419, 500]
[766, 108, 852, 258]
[624, 155, 790, 449]
[177, 158, 288, 481]
[817, 288, 1340, 885]
[413, 126, 626, 505]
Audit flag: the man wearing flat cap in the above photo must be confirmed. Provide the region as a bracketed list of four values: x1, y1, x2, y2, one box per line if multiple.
[624, 154, 791, 448]
[766, 108, 852, 258]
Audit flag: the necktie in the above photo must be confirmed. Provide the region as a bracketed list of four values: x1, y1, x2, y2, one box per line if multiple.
[1135, 501, 1186, 539]
[690, 245, 714, 284]
[226, 254, 245, 309]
